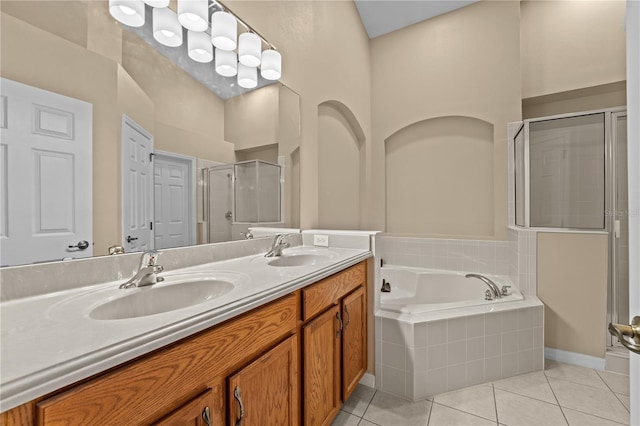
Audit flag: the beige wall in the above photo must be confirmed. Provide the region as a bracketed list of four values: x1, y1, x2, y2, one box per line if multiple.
[226, 0, 372, 231]
[318, 102, 364, 229]
[385, 116, 494, 236]
[523, 82, 626, 119]
[225, 85, 279, 152]
[521, 0, 626, 99]
[1, 1, 232, 255]
[370, 1, 522, 240]
[537, 233, 609, 358]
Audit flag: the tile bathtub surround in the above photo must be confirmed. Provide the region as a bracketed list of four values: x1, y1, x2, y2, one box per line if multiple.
[508, 227, 538, 296]
[375, 233, 537, 296]
[376, 235, 512, 277]
[0, 235, 302, 301]
[334, 360, 630, 426]
[375, 305, 545, 401]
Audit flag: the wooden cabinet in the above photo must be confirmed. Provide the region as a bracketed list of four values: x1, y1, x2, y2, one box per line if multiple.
[2, 261, 368, 426]
[35, 295, 297, 425]
[302, 262, 367, 426]
[341, 286, 367, 399]
[154, 389, 215, 426]
[228, 335, 298, 426]
[303, 307, 341, 426]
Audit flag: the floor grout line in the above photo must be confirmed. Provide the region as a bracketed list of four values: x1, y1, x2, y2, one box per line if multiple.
[612, 392, 631, 414]
[544, 371, 570, 425]
[430, 400, 499, 424]
[544, 371, 616, 392]
[425, 395, 434, 426]
[491, 384, 500, 425]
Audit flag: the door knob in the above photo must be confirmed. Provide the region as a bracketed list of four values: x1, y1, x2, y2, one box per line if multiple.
[608, 316, 640, 355]
[126, 236, 138, 243]
[68, 240, 89, 250]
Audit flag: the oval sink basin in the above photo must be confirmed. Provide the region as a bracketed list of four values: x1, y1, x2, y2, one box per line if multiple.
[90, 280, 234, 320]
[268, 254, 331, 267]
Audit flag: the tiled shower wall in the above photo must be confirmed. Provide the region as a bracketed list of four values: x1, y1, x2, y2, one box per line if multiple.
[376, 234, 537, 296]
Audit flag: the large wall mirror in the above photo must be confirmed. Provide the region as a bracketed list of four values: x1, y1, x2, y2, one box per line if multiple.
[0, 1, 301, 267]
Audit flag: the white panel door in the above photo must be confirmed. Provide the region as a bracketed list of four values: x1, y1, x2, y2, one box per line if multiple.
[153, 152, 194, 249]
[0, 78, 92, 266]
[121, 116, 153, 253]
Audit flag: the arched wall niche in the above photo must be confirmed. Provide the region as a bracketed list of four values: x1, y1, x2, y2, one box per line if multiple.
[317, 100, 366, 229]
[385, 115, 495, 237]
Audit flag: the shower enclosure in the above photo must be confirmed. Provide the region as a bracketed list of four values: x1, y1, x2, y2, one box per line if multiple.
[204, 160, 283, 243]
[512, 107, 628, 349]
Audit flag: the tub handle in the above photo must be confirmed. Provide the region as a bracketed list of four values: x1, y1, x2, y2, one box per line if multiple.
[485, 290, 494, 301]
[336, 311, 344, 337]
[501, 285, 511, 296]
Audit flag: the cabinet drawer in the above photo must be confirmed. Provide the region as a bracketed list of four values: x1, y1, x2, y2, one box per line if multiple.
[302, 262, 365, 321]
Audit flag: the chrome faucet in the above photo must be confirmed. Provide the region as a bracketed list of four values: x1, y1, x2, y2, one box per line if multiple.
[465, 273, 501, 299]
[264, 234, 290, 257]
[119, 250, 164, 289]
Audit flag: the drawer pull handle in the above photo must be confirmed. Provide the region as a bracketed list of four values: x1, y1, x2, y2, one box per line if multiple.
[344, 305, 351, 328]
[202, 406, 212, 426]
[234, 386, 245, 426]
[336, 311, 343, 337]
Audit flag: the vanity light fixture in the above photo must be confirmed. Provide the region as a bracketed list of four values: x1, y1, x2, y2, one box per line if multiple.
[215, 48, 238, 77]
[143, 0, 170, 7]
[188, 30, 214, 63]
[211, 11, 237, 51]
[238, 32, 262, 67]
[109, 0, 145, 27]
[178, 0, 209, 32]
[260, 49, 281, 80]
[152, 7, 183, 47]
[110, 0, 283, 84]
[237, 63, 258, 88]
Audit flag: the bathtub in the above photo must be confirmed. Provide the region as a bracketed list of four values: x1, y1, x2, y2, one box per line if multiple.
[375, 265, 544, 401]
[379, 266, 523, 314]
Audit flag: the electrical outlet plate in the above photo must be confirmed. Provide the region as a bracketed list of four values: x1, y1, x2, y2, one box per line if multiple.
[313, 234, 329, 247]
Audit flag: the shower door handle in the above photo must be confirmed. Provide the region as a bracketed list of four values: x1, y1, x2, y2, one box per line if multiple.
[608, 316, 640, 355]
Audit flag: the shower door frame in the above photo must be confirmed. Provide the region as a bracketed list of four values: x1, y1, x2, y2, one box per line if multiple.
[515, 106, 628, 349]
[609, 110, 629, 349]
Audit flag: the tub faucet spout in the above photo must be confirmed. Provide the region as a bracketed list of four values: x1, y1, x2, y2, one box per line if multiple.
[465, 273, 501, 299]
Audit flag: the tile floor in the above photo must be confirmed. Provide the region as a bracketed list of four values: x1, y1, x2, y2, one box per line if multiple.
[333, 360, 631, 426]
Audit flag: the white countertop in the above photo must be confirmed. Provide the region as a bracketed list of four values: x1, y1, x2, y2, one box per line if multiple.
[0, 245, 371, 411]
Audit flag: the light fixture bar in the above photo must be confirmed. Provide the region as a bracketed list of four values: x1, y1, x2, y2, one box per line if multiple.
[209, 0, 277, 51]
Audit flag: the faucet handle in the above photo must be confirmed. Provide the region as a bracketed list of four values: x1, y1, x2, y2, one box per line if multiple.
[501, 285, 511, 296]
[141, 250, 162, 267]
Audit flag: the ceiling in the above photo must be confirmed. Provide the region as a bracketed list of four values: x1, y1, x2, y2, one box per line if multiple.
[354, 0, 479, 39]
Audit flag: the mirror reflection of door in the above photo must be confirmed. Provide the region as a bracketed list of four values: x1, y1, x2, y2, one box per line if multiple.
[153, 151, 196, 249]
[121, 116, 153, 253]
[0, 78, 93, 266]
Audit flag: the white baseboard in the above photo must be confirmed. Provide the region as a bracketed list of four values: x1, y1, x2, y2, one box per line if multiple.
[359, 372, 375, 388]
[544, 347, 606, 370]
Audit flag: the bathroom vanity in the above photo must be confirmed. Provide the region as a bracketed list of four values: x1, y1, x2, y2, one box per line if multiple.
[0, 241, 371, 426]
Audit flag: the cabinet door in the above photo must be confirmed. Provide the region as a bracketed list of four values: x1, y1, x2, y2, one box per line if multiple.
[341, 287, 367, 401]
[303, 306, 341, 426]
[154, 388, 216, 426]
[228, 335, 299, 426]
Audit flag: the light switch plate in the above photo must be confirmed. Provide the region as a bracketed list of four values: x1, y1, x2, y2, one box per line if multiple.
[313, 234, 329, 247]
